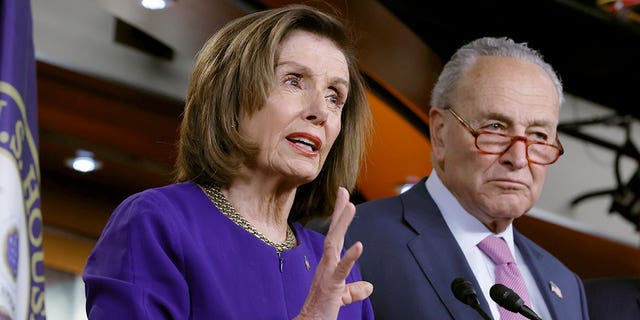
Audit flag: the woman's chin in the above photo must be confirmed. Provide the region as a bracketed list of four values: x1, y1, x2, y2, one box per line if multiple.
[282, 163, 321, 183]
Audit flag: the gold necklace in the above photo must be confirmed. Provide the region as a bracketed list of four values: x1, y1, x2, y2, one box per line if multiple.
[200, 184, 297, 253]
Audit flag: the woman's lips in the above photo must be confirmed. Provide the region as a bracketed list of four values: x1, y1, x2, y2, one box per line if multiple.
[286, 132, 322, 155]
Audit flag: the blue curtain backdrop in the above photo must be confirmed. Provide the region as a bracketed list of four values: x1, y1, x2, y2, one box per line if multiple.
[0, 0, 47, 319]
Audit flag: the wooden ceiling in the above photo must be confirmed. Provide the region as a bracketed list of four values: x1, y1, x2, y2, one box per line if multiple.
[38, 61, 182, 237]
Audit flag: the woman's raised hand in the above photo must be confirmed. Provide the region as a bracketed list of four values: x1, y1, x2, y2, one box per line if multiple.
[295, 187, 373, 320]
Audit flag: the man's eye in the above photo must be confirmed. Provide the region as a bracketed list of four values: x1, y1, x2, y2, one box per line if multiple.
[531, 132, 549, 142]
[485, 123, 505, 131]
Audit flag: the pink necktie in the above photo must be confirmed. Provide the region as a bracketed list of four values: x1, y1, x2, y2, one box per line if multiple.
[478, 236, 531, 320]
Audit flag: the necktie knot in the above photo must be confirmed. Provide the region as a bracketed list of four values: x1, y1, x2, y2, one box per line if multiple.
[478, 235, 514, 265]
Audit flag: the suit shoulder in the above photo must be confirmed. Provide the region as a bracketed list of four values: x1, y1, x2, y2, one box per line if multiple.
[352, 195, 404, 228]
[356, 195, 403, 214]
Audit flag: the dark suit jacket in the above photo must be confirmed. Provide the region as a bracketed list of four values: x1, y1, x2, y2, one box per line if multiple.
[346, 177, 589, 319]
[584, 277, 640, 320]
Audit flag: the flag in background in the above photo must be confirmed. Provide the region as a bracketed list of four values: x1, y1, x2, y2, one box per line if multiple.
[0, 0, 47, 319]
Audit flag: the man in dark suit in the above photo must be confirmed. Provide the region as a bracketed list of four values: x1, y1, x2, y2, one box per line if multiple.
[346, 37, 590, 319]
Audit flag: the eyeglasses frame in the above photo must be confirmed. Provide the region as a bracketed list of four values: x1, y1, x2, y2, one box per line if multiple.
[445, 107, 564, 165]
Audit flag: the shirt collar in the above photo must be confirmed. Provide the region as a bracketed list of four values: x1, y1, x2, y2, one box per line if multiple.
[425, 170, 515, 254]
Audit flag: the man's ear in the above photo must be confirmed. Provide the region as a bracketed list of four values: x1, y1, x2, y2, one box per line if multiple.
[429, 107, 448, 168]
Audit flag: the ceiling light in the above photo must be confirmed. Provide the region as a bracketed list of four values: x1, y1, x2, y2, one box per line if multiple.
[398, 183, 415, 194]
[65, 150, 102, 173]
[140, 0, 173, 10]
[396, 175, 421, 194]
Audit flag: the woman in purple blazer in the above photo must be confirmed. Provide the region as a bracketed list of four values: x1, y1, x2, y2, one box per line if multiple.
[83, 5, 374, 319]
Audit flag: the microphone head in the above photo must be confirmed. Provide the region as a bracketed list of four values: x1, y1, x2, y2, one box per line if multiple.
[451, 277, 479, 306]
[490, 284, 524, 312]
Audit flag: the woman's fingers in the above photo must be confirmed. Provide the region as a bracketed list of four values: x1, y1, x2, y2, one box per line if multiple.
[341, 281, 374, 306]
[324, 187, 355, 260]
[327, 187, 351, 232]
[332, 241, 362, 281]
[295, 187, 368, 319]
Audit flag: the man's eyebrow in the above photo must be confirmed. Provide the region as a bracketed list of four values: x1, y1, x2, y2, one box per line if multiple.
[482, 111, 554, 128]
[483, 111, 510, 123]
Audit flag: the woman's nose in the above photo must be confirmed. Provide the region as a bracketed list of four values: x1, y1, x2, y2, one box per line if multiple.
[304, 91, 328, 125]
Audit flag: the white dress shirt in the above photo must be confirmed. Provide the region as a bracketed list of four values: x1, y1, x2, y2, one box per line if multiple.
[426, 170, 552, 320]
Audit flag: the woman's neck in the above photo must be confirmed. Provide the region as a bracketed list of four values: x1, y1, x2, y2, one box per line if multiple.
[222, 179, 297, 243]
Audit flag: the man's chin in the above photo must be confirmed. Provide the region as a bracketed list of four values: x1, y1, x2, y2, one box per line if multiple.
[483, 199, 531, 218]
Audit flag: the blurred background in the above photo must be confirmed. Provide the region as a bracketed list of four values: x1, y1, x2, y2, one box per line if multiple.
[29, 0, 640, 318]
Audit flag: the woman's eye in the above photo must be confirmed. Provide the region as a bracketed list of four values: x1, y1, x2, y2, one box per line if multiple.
[284, 75, 302, 88]
[326, 92, 345, 108]
[327, 92, 342, 104]
[327, 87, 346, 107]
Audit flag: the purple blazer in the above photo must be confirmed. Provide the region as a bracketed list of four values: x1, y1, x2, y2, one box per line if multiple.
[83, 181, 373, 319]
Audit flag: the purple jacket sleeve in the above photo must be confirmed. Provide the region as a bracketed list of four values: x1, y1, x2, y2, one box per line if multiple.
[83, 192, 189, 319]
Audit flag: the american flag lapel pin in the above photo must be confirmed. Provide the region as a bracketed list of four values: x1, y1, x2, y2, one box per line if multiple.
[549, 281, 563, 299]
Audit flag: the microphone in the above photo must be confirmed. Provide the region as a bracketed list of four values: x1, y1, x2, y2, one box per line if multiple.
[490, 284, 542, 320]
[451, 278, 493, 320]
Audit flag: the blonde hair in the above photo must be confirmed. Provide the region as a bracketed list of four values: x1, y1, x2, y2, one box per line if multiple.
[175, 4, 372, 222]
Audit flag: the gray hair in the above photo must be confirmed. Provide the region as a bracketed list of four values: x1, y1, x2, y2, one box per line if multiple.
[430, 37, 563, 109]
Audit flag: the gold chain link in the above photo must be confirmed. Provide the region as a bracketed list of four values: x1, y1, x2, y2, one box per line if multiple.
[200, 184, 297, 253]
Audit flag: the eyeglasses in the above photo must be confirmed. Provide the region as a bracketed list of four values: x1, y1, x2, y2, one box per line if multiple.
[446, 108, 564, 165]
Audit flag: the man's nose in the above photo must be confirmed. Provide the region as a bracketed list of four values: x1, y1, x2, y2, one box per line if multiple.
[500, 137, 529, 168]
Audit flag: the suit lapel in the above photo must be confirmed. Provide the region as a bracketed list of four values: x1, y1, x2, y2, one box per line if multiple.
[515, 231, 566, 320]
[402, 180, 493, 319]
